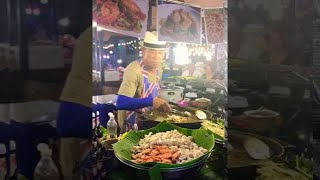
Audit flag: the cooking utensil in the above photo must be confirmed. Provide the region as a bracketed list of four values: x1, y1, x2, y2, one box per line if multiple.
[244, 108, 280, 118]
[139, 108, 213, 130]
[194, 97, 212, 109]
[114, 151, 210, 180]
[227, 130, 284, 168]
[168, 101, 207, 120]
[170, 108, 189, 117]
[159, 84, 184, 103]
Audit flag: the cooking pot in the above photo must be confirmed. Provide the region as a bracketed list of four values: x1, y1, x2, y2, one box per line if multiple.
[159, 84, 184, 103]
[240, 108, 282, 132]
[193, 98, 212, 109]
[244, 108, 279, 118]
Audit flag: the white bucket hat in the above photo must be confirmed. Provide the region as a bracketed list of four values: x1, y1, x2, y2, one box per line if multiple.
[139, 31, 167, 50]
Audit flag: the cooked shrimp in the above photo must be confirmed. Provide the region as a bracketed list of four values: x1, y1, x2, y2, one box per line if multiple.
[142, 148, 152, 154]
[149, 150, 160, 156]
[159, 153, 172, 159]
[121, 0, 146, 20]
[131, 130, 207, 164]
[100, 1, 120, 24]
[179, 10, 192, 31]
[159, 149, 170, 154]
[172, 151, 181, 161]
[161, 158, 172, 164]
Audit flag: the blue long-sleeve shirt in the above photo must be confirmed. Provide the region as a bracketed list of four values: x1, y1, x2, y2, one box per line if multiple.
[116, 95, 153, 110]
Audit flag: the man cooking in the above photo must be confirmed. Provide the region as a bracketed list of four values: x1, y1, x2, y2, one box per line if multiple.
[116, 31, 171, 131]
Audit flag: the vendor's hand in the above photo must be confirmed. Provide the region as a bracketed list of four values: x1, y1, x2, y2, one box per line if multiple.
[153, 98, 171, 112]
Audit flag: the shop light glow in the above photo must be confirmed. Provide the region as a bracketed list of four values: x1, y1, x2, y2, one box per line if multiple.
[109, 51, 113, 54]
[40, 0, 48, 4]
[25, 8, 32, 15]
[117, 59, 122, 64]
[92, 22, 97, 27]
[106, 55, 110, 59]
[58, 17, 70, 27]
[174, 44, 189, 65]
[32, 8, 40, 16]
[103, 55, 107, 58]
[206, 53, 212, 61]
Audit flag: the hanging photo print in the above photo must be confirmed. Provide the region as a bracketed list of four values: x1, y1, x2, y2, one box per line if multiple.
[93, 0, 149, 38]
[184, 0, 224, 8]
[204, 8, 225, 44]
[201, 12, 208, 45]
[157, 0, 201, 44]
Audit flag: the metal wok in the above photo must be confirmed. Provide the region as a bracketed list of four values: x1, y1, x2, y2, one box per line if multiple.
[138, 106, 214, 129]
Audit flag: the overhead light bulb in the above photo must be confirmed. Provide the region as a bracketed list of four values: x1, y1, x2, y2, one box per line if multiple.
[40, 0, 48, 4]
[25, 8, 32, 15]
[58, 17, 70, 27]
[33, 8, 40, 15]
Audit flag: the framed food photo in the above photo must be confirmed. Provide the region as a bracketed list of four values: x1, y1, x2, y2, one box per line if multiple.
[93, 0, 149, 38]
[204, 8, 225, 44]
[157, 1, 201, 44]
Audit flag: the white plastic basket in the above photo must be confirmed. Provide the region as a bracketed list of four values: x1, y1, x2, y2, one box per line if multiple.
[9, 100, 59, 124]
[0, 104, 9, 124]
[95, 94, 118, 105]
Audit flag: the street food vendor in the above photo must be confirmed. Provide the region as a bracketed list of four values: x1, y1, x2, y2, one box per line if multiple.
[116, 31, 171, 131]
[57, 26, 92, 179]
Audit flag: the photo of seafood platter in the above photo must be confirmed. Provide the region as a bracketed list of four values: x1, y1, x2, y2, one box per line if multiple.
[157, 2, 201, 44]
[93, 0, 148, 37]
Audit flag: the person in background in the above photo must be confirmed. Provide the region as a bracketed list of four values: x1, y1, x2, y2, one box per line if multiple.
[57, 26, 92, 180]
[259, 26, 298, 65]
[192, 61, 206, 78]
[32, 24, 51, 42]
[228, 28, 243, 58]
[116, 31, 171, 132]
[181, 63, 196, 77]
[204, 61, 214, 80]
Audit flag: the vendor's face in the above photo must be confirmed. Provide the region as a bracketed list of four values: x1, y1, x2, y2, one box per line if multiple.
[142, 47, 166, 69]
